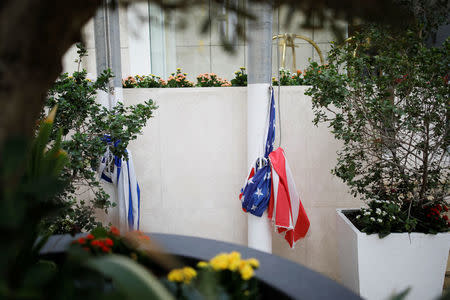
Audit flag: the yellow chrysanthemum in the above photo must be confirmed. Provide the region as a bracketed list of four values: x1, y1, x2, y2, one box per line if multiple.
[183, 267, 197, 283]
[197, 261, 209, 268]
[239, 263, 254, 280]
[229, 251, 241, 260]
[168, 267, 197, 284]
[228, 257, 240, 271]
[246, 258, 260, 269]
[228, 251, 241, 271]
[167, 269, 184, 282]
[210, 253, 229, 271]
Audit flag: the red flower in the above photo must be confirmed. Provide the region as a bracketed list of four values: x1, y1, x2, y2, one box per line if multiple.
[437, 205, 442, 211]
[139, 235, 150, 241]
[443, 215, 448, 221]
[105, 238, 114, 247]
[87, 234, 95, 240]
[78, 238, 86, 244]
[101, 246, 110, 253]
[91, 240, 100, 247]
[83, 247, 90, 252]
[110, 226, 120, 236]
[444, 206, 448, 212]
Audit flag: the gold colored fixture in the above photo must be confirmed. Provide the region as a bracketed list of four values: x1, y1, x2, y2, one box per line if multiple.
[272, 34, 324, 71]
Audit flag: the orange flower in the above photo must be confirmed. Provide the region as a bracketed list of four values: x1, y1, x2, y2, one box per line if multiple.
[110, 226, 120, 236]
[105, 238, 114, 247]
[139, 235, 150, 241]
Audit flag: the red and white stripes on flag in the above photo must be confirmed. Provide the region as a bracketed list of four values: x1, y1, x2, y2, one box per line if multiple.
[268, 148, 310, 248]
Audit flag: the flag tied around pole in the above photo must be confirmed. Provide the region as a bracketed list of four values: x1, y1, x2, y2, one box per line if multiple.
[239, 88, 310, 248]
[98, 137, 140, 231]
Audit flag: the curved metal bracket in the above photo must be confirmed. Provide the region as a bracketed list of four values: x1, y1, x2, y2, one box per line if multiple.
[272, 33, 324, 71]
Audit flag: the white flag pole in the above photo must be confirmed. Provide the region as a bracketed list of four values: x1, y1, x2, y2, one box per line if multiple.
[247, 2, 273, 253]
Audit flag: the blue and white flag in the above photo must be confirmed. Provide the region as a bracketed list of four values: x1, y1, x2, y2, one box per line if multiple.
[98, 138, 140, 231]
[239, 89, 276, 216]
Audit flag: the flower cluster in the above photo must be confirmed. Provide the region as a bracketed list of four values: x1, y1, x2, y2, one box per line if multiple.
[422, 204, 450, 232]
[231, 67, 247, 86]
[272, 67, 316, 86]
[167, 68, 194, 88]
[123, 66, 318, 88]
[72, 229, 117, 254]
[426, 204, 449, 220]
[70, 226, 152, 260]
[200, 251, 259, 280]
[167, 267, 197, 284]
[165, 251, 260, 299]
[353, 200, 402, 236]
[123, 74, 167, 88]
[352, 199, 450, 237]
[196, 73, 231, 87]
[122, 76, 137, 88]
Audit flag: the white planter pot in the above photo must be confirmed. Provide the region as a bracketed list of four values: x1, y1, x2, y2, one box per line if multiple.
[337, 208, 450, 300]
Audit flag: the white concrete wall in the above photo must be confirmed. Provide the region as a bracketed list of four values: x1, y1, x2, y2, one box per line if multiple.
[121, 86, 360, 281]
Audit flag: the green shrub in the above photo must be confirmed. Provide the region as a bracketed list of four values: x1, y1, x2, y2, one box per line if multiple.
[305, 26, 449, 235]
[41, 45, 157, 234]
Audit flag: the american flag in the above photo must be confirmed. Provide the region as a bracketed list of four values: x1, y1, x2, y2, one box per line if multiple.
[239, 89, 275, 216]
[239, 89, 310, 247]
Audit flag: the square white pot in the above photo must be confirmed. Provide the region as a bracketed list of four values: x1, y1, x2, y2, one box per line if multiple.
[337, 208, 450, 300]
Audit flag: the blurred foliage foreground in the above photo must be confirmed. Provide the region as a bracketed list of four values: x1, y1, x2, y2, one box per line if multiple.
[0, 106, 261, 300]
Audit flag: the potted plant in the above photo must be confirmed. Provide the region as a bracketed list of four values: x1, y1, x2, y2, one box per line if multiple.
[305, 25, 449, 300]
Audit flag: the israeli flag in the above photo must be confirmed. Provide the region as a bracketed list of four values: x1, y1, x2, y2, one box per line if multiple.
[98, 141, 140, 231]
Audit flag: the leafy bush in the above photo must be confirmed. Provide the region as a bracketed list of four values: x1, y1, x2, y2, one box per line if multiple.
[305, 26, 449, 235]
[0, 110, 69, 298]
[41, 45, 157, 234]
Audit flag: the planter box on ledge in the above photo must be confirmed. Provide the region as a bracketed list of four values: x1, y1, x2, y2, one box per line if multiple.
[337, 208, 450, 300]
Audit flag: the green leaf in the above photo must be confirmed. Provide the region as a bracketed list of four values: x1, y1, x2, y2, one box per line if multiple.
[85, 255, 174, 300]
[90, 226, 108, 238]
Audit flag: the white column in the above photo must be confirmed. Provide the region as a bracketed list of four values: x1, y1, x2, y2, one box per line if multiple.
[148, 3, 166, 77]
[127, 2, 151, 75]
[247, 2, 273, 253]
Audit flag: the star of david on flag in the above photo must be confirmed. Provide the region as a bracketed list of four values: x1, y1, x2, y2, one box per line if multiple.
[239, 88, 310, 248]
